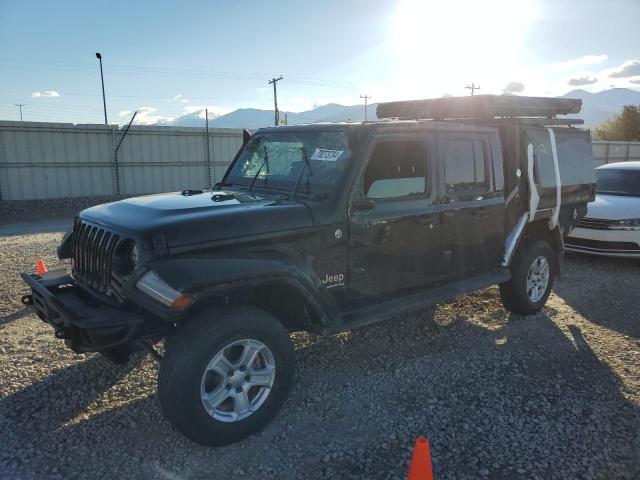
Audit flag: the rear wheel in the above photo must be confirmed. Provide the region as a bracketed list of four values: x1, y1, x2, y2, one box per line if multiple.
[500, 239, 555, 315]
[158, 305, 295, 446]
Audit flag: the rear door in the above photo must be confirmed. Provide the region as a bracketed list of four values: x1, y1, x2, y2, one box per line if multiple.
[437, 131, 504, 278]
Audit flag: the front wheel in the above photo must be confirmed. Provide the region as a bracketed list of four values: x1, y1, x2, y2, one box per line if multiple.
[158, 305, 295, 446]
[500, 239, 555, 315]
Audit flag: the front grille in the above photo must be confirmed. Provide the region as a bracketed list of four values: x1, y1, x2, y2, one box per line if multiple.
[72, 219, 120, 294]
[577, 217, 619, 230]
[565, 237, 640, 252]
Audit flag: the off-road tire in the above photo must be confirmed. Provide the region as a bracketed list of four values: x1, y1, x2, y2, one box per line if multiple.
[500, 239, 555, 315]
[158, 305, 295, 446]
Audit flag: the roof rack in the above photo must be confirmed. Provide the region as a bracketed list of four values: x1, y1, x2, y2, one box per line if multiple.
[376, 95, 582, 121]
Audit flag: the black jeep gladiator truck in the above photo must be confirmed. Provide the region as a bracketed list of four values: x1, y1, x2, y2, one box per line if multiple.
[21, 95, 595, 446]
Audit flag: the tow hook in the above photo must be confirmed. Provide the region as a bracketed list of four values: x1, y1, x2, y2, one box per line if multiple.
[21, 294, 33, 305]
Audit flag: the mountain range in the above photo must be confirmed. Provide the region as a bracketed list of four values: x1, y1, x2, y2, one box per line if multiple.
[560, 88, 640, 126]
[168, 88, 640, 129]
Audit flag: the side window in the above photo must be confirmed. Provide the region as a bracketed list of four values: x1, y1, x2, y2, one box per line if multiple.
[364, 139, 426, 199]
[443, 138, 488, 193]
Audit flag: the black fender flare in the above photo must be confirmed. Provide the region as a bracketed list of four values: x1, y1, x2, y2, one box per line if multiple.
[148, 256, 340, 326]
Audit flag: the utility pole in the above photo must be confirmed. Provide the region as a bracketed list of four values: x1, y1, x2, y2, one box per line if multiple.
[465, 83, 481, 96]
[205, 108, 212, 188]
[14, 104, 25, 121]
[95, 52, 108, 124]
[360, 94, 371, 121]
[269, 76, 283, 126]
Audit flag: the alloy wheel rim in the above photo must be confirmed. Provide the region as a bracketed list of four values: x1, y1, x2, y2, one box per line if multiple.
[526, 255, 550, 303]
[200, 339, 276, 423]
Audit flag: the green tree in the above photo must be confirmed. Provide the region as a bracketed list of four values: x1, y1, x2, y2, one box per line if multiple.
[594, 105, 640, 141]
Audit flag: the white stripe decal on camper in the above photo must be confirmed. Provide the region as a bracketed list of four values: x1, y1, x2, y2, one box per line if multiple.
[547, 128, 562, 230]
[527, 142, 539, 222]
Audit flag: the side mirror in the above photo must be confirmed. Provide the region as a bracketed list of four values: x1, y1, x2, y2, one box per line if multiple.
[352, 197, 376, 211]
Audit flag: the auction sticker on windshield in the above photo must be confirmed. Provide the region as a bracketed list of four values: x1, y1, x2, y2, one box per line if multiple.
[310, 148, 344, 161]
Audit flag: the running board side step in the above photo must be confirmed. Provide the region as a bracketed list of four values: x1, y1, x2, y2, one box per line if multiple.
[325, 267, 511, 335]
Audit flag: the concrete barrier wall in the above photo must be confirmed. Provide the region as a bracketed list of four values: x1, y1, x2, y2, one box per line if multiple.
[0, 121, 243, 200]
[1, 120, 638, 201]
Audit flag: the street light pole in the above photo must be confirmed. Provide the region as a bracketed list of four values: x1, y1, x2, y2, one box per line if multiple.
[14, 104, 25, 121]
[95, 52, 108, 124]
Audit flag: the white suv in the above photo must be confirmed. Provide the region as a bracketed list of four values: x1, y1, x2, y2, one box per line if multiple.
[566, 161, 640, 258]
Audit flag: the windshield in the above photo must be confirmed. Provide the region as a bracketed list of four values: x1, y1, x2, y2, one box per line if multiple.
[596, 169, 640, 197]
[225, 131, 351, 193]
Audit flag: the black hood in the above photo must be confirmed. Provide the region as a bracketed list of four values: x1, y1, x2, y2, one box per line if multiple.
[80, 190, 313, 249]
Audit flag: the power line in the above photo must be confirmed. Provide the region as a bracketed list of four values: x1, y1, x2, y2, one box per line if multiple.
[0, 58, 361, 88]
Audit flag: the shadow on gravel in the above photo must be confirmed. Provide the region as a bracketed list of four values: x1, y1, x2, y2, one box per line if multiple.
[555, 253, 640, 339]
[0, 307, 31, 325]
[0, 353, 144, 454]
[2, 304, 639, 479]
[279, 308, 640, 480]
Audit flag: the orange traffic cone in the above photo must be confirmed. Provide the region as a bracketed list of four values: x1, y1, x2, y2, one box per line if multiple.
[35, 258, 47, 275]
[408, 436, 434, 480]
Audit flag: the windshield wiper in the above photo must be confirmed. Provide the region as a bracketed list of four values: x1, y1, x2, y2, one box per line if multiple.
[249, 145, 270, 193]
[290, 146, 314, 200]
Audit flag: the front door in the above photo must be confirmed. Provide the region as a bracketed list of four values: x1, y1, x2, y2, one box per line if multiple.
[348, 133, 441, 303]
[437, 131, 504, 278]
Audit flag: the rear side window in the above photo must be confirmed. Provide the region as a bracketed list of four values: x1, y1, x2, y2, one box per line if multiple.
[442, 138, 487, 193]
[364, 139, 426, 199]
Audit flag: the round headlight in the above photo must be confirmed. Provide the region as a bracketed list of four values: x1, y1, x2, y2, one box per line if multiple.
[113, 240, 139, 276]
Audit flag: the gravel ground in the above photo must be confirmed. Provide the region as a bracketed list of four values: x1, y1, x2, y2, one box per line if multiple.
[1, 226, 639, 480]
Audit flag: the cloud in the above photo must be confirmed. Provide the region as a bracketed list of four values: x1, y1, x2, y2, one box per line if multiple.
[549, 54, 608, 71]
[119, 107, 175, 125]
[631, 79, 640, 85]
[169, 94, 189, 104]
[567, 76, 598, 86]
[609, 60, 640, 78]
[32, 90, 61, 98]
[503, 81, 525, 94]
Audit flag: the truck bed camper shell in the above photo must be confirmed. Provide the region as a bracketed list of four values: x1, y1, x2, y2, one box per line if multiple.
[378, 95, 595, 235]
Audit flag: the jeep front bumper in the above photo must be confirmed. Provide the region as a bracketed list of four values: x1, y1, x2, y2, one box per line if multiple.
[20, 270, 144, 353]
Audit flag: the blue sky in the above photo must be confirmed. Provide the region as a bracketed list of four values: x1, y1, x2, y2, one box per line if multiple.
[1, 0, 639, 124]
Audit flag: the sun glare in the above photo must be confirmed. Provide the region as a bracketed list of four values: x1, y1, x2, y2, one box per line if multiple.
[391, 0, 533, 98]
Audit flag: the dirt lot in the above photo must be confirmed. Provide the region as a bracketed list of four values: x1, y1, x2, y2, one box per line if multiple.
[1, 224, 639, 480]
